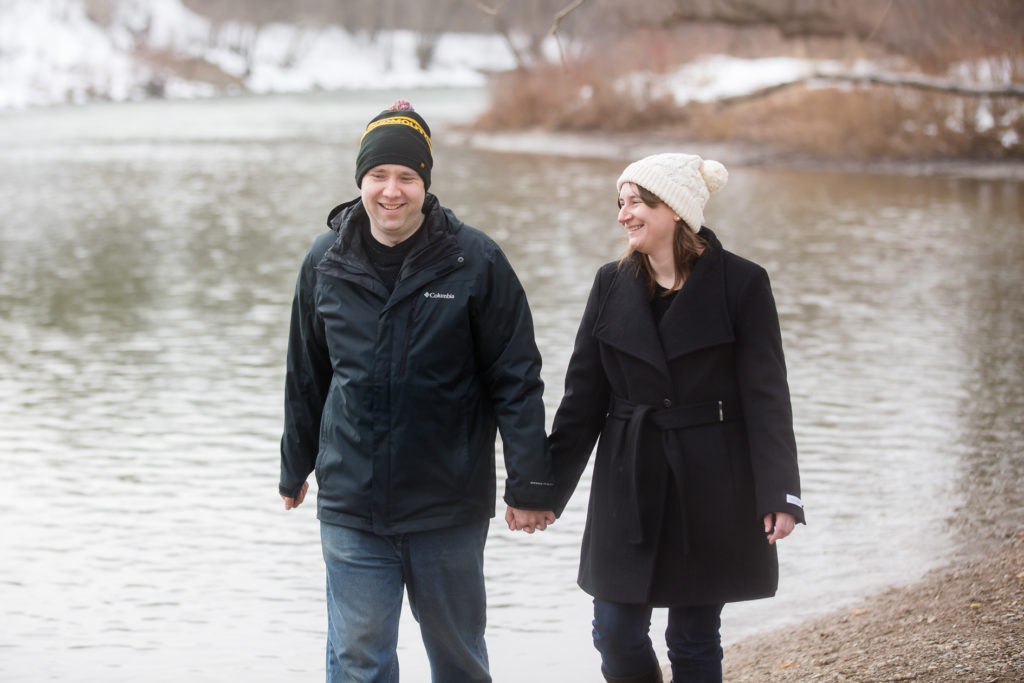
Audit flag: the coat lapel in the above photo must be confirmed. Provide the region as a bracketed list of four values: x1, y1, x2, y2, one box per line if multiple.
[593, 263, 669, 374]
[592, 229, 737, 373]
[659, 231, 735, 360]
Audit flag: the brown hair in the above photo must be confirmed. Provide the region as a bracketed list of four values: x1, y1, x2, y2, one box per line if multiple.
[618, 183, 707, 299]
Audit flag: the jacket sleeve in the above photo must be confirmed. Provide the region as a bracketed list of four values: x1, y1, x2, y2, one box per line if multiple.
[733, 267, 805, 524]
[472, 247, 556, 511]
[279, 245, 332, 498]
[547, 268, 612, 516]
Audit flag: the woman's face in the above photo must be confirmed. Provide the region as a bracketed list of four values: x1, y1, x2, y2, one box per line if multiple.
[617, 183, 677, 257]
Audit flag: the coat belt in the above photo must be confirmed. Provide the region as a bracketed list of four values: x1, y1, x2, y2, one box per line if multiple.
[608, 395, 743, 548]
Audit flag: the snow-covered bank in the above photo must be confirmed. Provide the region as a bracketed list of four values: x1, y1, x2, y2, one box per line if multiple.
[0, 0, 521, 108]
[2, 0, 1020, 156]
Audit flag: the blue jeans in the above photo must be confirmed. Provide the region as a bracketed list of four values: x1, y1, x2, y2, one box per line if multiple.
[593, 599, 724, 682]
[320, 520, 491, 683]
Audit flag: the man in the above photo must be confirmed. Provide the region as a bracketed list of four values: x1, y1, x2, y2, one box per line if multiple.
[279, 100, 556, 682]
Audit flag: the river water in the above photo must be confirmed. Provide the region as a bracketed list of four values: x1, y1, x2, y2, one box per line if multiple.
[1, 89, 1022, 682]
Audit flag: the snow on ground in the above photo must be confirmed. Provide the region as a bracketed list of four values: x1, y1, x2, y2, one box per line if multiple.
[1, 0, 847, 110]
[617, 53, 1020, 149]
[0, 0, 520, 108]
[0, 0, 140, 107]
[239, 28, 516, 94]
[0, 1, 833, 112]
[0, 0, 1019, 149]
[619, 55, 833, 105]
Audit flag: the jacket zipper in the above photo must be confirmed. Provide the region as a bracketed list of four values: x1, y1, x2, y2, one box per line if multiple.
[398, 302, 415, 376]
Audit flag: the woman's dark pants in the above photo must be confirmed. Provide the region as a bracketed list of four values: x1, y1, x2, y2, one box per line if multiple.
[592, 598, 725, 682]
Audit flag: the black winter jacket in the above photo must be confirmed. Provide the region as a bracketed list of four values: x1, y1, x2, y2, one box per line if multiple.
[549, 228, 804, 606]
[280, 194, 555, 534]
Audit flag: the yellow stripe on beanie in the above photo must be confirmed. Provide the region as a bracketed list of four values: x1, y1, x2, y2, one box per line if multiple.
[361, 116, 432, 154]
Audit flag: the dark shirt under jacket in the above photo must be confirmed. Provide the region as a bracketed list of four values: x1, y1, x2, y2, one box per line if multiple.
[651, 285, 677, 324]
[363, 223, 419, 293]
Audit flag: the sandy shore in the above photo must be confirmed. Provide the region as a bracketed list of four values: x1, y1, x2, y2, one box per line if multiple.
[715, 528, 1024, 682]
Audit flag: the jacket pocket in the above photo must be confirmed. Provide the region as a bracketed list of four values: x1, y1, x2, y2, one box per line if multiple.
[387, 381, 483, 519]
[681, 424, 752, 526]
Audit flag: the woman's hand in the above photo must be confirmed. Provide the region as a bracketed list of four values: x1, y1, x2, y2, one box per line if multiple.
[764, 511, 796, 544]
[505, 506, 556, 533]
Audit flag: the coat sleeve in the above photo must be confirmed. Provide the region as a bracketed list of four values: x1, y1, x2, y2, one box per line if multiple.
[733, 267, 805, 524]
[471, 247, 556, 511]
[279, 244, 332, 499]
[547, 267, 612, 516]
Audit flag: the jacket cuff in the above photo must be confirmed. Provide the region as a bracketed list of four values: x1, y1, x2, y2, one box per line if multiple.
[503, 484, 557, 512]
[279, 482, 304, 499]
[760, 493, 806, 525]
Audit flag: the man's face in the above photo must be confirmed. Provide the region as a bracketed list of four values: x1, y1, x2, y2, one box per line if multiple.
[360, 164, 426, 246]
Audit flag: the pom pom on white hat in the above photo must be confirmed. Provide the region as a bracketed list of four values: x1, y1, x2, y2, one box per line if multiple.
[617, 153, 728, 233]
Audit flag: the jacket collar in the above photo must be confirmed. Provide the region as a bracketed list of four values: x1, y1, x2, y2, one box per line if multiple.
[316, 194, 463, 301]
[593, 228, 734, 372]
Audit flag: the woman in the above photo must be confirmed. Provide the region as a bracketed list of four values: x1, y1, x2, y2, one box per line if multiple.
[549, 153, 804, 682]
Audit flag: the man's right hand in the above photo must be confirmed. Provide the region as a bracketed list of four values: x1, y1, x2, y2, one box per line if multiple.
[281, 481, 309, 510]
[505, 506, 555, 533]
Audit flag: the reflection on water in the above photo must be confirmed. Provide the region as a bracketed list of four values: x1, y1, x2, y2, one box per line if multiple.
[1, 91, 1022, 682]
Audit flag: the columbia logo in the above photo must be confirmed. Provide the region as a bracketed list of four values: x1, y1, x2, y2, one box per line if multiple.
[424, 291, 455, 299]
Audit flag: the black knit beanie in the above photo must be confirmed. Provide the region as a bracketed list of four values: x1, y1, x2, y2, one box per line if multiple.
[355, 100, 433, 190]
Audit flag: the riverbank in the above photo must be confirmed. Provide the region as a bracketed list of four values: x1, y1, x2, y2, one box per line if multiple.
[719, 528, 1024, 681]
[448, 128, 1024, 181]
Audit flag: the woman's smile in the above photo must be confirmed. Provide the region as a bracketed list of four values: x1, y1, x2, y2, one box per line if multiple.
[617, 183, 677, 257]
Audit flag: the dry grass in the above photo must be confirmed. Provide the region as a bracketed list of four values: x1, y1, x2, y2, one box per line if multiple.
[133, 47, 245, 89]
[471, 0, 1024, 162]
[472, 56, 1024, 162]
[474, 62, 680, 133]
[686, 85, 1024, 162]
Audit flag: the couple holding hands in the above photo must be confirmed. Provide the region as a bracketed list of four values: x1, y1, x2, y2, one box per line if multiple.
[279, 100, 803, 683]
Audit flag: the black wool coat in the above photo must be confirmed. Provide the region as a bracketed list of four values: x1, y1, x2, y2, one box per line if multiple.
[549, 228, 804, 607]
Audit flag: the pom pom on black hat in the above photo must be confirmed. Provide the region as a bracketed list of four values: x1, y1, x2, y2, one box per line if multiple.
[355, 99, 433, 190]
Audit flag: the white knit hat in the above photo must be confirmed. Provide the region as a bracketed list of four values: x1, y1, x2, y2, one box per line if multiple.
[616, 153, 728, 233]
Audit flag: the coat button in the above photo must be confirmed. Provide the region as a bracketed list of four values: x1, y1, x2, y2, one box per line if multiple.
[662, 398, 673, 408]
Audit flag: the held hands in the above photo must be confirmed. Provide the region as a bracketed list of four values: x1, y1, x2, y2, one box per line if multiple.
[505, 506, 556, 534]
[281, 481, 309, 510]
[764, 511, 796, 544]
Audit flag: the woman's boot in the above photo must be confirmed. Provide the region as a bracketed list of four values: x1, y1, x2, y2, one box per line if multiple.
[602, 666, 663, 683]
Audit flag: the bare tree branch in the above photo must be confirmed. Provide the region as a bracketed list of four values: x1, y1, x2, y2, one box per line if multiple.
[473, 0, 512, 16]
[712, 71, 1024, 110]
[866, 0, 894, 41]
[549, 0, 586, 36]
[474, 0, 528, 69]
[549, 0, 587, 71]
[413, 0, 464, 69]
[637, 0, 882, 40]
[822, 72, 1024, 98]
